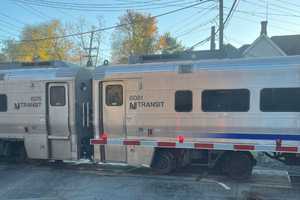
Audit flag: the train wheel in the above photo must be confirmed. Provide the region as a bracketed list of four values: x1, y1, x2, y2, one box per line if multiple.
[152, 150, 176, 174]
[224, 152, 253, 180]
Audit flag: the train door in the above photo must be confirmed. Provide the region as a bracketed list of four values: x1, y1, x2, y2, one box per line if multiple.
[47, 83, 71, 159]
[102, 81, 127, 162]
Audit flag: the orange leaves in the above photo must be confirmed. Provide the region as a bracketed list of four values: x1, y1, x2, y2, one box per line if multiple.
[3, 20, 73, 62]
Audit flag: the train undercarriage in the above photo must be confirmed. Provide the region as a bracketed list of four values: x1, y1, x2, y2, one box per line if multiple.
[151, 148, 257, 180]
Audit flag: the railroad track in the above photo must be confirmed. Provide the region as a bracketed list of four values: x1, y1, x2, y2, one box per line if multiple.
[2, 160, 300, 200]
[2, 159, 299, 187]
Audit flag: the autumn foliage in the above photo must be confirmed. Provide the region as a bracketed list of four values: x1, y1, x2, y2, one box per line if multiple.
[2, 20, 73, 62]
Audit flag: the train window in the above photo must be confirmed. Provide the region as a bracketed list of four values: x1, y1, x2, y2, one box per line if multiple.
[106, 85, 123, 106]
[50, 86, 66, 106]
[175, 90, 193, 112]
[202, 89, 250, 112]
[0, 94, 7, 112]
[260, 88, 300, 112]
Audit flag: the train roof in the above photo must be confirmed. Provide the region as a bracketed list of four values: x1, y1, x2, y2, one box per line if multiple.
[94, 55, 300, 80]
[0, 61, 86, 81]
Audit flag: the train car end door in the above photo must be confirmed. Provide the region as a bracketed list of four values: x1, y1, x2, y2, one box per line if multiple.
[102, 81, 127, 162]
[47, 83, 71, 159]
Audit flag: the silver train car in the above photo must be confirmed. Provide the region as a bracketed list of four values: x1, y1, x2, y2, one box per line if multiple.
[91, 55, 300, 179]
[1, 56, 300, 179]
[0, 61, 92, 161]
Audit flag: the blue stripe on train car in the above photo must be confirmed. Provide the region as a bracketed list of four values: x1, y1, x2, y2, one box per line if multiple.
[203, 133, 300, 141]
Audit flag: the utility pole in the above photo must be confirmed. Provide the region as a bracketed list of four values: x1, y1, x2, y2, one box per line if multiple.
[84, 30, 99, 67]
[86, 31, 94, 67]
[210, 26, 216, 51]
[219, 0, 224, 51]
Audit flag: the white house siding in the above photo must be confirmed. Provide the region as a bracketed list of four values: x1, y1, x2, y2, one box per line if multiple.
[243, 35, 286, 58]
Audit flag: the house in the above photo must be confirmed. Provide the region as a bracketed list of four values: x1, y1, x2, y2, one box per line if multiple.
[128, 21, 300, 64]
[271, 34, 300, 56]
[242, 21, 300, 58]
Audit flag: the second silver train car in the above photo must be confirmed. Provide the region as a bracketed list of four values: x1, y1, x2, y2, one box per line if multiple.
[91, 55, 300, 179]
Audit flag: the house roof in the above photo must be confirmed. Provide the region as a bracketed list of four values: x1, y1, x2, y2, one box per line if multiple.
[271, 34, 300, 55]
[242, 34, 286, 57]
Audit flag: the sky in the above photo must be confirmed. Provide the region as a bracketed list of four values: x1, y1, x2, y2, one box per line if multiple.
[1, 0, 300, 63]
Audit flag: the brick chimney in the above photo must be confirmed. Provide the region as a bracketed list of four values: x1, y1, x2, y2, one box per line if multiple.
[260, 21, 268, 36]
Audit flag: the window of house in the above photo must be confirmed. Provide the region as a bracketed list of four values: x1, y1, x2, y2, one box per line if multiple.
[0, 94, 7, 112]
[106, 85, 123, 106]
[260, 88, 300, 112]
[50, 86, 66, 106]
[175, 90, 193, 112]
[202, 89, 250, 112]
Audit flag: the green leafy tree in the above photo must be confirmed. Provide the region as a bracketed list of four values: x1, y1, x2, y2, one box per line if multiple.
[111, 10, 158, 63]
[158, 32, 185, 54]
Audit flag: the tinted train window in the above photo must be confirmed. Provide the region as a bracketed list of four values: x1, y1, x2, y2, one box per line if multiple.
[175, 90, 193, 112]
[260, 88, 300, 112]
[202, 89, 250, 112]
[50, 86, 66, 106]
[0, 94, 7, 112]
[106, 85, 123, 106]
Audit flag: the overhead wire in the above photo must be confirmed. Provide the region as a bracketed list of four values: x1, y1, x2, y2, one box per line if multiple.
[12, 0, 203, 12]
[0, 12, 27, 26]
[15, 1, 50, 20]
[172, 4, 217, 35]
[16, 0, 198, 8]
[165, 3, 216, 33]
[0, 19, 23, 31]
[189, 0, 239, 49]
[15, 0, 213, 43]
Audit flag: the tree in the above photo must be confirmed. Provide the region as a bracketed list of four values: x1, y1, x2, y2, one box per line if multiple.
[111, 10, 158, 63]
[157, 32, 185, 54]
[68, 17, 104, 66]
[2, 20, 73, 62]
[0, 53, 6, 62]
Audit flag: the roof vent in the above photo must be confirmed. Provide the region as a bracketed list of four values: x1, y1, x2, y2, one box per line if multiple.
[178, 64, 193, 74]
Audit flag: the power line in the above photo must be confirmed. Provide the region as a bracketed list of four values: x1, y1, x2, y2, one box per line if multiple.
[0, 19, 22, 31]
[226, 7, 300, 18]
[166, 3, 216, 33]
[20, 2, 52, 20]
[17, 0, 198, 9]
[13, 0, 202, 12]
[0, 27, 20, 38]
[18, 0, 187, 7]
[17, 0, 213, 43]
[15, 2, 50, 20]
[242, 0, 300, 18]
[274, 0, 300, 8]
[232, 13, 298, 34]
[0, 12, 27, 26]
[175, 16, 217, 38]
[172, 4, 217, 35]
[189, 0, 239, 49]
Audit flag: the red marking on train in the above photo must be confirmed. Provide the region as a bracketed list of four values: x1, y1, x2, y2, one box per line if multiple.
[158, 142, 176, 148]
[234, 144, 255, 151]
[177, 135, 185, 143]
[276, 146, 298, 152]
[91, 139, 107, 145]
[194, 143, 214, 149]
[123, 140, 140, 145]
[101, 132, 108, 140]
